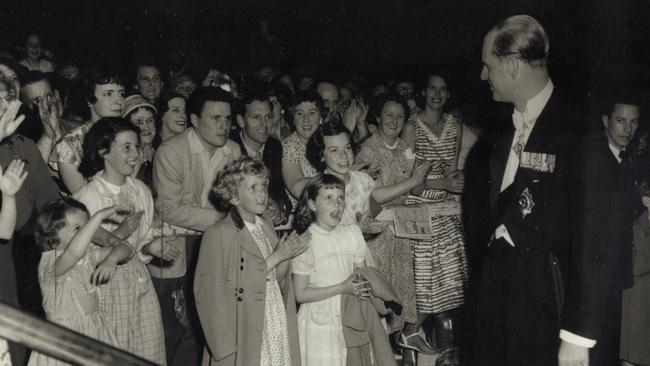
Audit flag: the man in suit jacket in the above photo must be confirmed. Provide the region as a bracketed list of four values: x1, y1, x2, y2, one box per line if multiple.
[561, 96, 639, 365]
[231, 88, 291, 224]
[474, 15, 582, 366]
[153, 87, 241, 365]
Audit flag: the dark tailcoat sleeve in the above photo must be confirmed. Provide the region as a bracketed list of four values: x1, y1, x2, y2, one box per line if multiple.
[562, 133, 635, 342]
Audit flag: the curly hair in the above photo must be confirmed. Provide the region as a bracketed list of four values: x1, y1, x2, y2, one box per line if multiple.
[294, 174, 345, 234]
[34, 198, 89, 251]
[306, 121, 356, 172]
[211, 157, 269, 209]
[368, 92, 411, 128]
[78, 117, 140, 178]
[287, 91, 325, 127]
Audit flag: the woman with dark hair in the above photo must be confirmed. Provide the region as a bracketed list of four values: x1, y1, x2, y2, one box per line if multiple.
[75, 116, 174, 365]
[307, 120, 429, 236]
[281, 91, 325, 203]
[157, 93, 188, 142]
[399, 74, 467, 360]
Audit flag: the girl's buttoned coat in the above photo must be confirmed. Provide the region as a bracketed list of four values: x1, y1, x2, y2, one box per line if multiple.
[194, 209, 301, 366]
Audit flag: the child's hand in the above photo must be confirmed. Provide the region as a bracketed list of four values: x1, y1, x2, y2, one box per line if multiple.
[276, 231, 311, 261]
[144, 237, 181, 261]
[93, 205, 120, 221]
[359, 216, 391, 235]
[0, 159, 28, 196]
[343, 272, 372, 299]
[91, 257, 118, 285]
[112, 210, 144, 239]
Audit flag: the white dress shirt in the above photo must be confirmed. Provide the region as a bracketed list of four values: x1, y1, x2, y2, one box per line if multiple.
[495, 79, 554, 247]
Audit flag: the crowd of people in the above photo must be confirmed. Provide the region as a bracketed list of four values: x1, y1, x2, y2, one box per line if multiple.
[0, 13, 648, 366]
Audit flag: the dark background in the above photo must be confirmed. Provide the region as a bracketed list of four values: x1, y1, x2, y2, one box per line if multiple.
[2, 0, 649, 121]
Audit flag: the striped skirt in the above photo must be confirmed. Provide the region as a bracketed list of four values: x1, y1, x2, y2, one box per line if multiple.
[410, 214, 468, 314]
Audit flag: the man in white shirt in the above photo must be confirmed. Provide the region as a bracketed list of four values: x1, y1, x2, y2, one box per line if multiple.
[474, 14, 584, 366]
[153, 86, 241, 365]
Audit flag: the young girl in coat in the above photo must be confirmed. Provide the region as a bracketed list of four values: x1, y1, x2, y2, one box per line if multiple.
[194, 157, 309, 366]
[292, 174, 374, 366]
[29, 198, 120, 366]
[73, 117, 179, 365]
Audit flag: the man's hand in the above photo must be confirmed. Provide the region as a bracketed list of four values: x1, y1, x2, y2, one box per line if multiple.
[558, 340, 589, 366]
[35, 91, 62, 140]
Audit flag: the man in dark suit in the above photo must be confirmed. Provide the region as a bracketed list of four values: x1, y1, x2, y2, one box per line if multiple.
[473, 15, 582, 366]
[231, 87, 291, 225]
[560, 96, 639, 366]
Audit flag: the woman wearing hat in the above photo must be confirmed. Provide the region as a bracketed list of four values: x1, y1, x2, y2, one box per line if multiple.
[123, 94, 159, 194]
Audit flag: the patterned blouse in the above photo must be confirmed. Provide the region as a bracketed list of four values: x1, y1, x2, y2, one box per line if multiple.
[52, 122, 93, 168]
[281, 132, 318, 178]
[356, 133, 416, 205]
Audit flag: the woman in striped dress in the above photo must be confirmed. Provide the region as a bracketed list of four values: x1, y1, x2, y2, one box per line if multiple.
[399, 75, 468, 360]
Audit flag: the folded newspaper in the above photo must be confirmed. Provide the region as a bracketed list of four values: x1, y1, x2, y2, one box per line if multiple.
[376, 197, 461, 239]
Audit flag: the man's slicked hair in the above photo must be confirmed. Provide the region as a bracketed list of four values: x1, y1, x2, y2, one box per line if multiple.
[490, 15, 550, 67]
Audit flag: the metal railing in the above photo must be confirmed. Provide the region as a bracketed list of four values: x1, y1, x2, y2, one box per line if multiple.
[0, 301, 156, 366]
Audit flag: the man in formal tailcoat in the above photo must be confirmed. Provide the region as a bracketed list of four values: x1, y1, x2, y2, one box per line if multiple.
[473, 15, 582, 366]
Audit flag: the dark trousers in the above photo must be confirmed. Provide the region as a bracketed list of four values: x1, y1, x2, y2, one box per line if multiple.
[473, 238, 562, 366]
[151, 276, 201, 366]
[150, 235, 204, 366]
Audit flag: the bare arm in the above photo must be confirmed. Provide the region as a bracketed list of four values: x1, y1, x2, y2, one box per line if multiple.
[293, 271, 370, 304]
[59, 162, 86, 194]
[55, 207, 118, 276]
[372, 161, 432, 204]
[0, 160, 28, 239]
[91, 243, 133, 285]
[0, 193, 16, 240]
[282, 161, 312, 199]
[400, 120, 416, 151]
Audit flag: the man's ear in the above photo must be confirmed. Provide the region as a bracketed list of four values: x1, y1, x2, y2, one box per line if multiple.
[505, 56, 520, 80]
[190, 113, 200, 128]
[236, 114, 246, 129]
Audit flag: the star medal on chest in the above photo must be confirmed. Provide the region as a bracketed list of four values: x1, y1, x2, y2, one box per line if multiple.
[518, 187, 535, 218]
